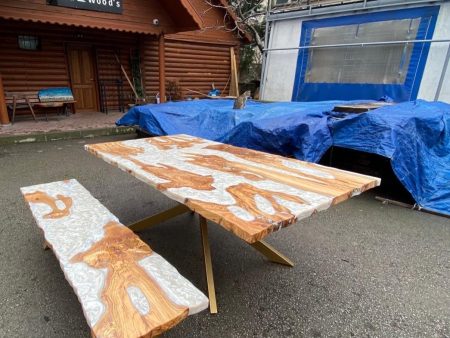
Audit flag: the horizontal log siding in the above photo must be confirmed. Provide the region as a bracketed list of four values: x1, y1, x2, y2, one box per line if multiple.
[141, 39, 160, 101]
[0, 21, 149, 112]
[0, 24, 69, 92]
[166, 40, 233, 98]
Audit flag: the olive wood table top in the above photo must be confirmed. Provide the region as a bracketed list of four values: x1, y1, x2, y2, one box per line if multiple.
[86, 134, 380, 243]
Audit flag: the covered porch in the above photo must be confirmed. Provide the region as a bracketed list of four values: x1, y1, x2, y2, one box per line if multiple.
[0, 0, 205, 128]
[0, 110, 124, 138]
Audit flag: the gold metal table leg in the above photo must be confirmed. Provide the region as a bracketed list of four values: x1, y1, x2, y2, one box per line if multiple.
[128, 204, 190, 232]
[199, 215, 218, 314]
[250, 240, 294, 267]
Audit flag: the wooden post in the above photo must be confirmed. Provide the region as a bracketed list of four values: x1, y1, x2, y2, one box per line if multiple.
[0, 73, 10, 125]
[159, 34, 166, 103]
[229, 47, 239, 97]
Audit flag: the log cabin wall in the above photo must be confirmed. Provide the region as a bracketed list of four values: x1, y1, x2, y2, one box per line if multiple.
[143, 0, 242, 100]
[165, 40, 233, 98]
[0, 20, 157, 112]
[0, 0, 194, 35]
[142, 39, 238, 100]
[141, 38, 238, 101]
[0, 0, 243, 112]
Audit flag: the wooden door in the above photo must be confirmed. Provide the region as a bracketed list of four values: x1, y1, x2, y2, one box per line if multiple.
[67, 47, 98, 112]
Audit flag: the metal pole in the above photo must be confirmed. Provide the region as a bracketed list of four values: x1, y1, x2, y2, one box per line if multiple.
[264, 38, 450, 52]
[434, 43, 450, 101]
[260, 9, 272, 100]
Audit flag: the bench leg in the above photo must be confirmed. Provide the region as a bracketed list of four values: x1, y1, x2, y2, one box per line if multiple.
[12, 99, 16, 124]
[43, 240, 50, 251]
[250, 240, 294, 267]
[26, 98, 38, 122]
[199, 216, 218, 314]
[128, 204, 190, 232]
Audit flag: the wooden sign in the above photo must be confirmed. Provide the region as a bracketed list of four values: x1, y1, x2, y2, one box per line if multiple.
[48, 0, 122, 14]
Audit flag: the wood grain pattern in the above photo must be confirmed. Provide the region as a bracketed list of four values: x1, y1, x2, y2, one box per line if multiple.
[72, 221, 188, 338]
[86, 135, 381, 243]
[203, 143, 380, 204]
[21, 179, 208, 338]
[24, 191, 72, 219]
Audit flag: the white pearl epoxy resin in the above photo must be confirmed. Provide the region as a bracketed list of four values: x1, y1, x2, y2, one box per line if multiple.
[227, 205, 256, 222]
[139, 254, 209, 315]
[254, 194, 276, 215]
[127, 286, 151, 316]
[85, 134, 381, 242]
[21, 179, 209, 331]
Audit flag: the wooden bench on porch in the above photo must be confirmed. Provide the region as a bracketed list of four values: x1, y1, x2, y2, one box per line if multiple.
[21, 179, 209, 338]
[5, 88, 76, 124]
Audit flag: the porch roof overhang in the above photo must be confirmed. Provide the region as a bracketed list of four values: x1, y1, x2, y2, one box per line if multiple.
[0, 0, 203, 35]
[217, 0, 253, 43]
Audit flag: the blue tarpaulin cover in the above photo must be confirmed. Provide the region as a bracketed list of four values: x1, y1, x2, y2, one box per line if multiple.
[329, 100, 450, 216]
[117, 99, 450, 216]
[118, 99, 341, 161]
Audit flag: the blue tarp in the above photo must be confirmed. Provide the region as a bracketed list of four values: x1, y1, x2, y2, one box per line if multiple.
[329, 100, 450, 216]
[118, 99, 343, 161]
[117, 99, 450, 216]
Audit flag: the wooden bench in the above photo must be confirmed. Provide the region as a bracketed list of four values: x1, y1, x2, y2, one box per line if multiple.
[5, 91, 76, 124]
[21, 179, 208, 338]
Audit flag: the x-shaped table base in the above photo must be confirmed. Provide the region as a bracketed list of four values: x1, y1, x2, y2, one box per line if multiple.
[128, 204, 294, 314]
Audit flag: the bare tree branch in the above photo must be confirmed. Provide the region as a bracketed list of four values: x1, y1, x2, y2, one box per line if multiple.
[202, 0, 266, 53]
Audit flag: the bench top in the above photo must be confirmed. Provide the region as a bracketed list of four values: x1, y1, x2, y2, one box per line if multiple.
[5, 91, 38, 98]
[5, 89, 75, 105]
[21, 179, 208, 338]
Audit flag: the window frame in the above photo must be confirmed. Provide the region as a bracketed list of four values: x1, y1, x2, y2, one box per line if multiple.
[292, 6, 440, 102]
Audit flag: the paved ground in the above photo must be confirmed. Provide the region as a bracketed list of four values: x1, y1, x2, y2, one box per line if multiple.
[0, 111, 122, 136]
[0, 135, 449, 338]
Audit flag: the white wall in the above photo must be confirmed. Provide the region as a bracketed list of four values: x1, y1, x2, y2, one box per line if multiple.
[262, 2, 450, 103]
[261, 18, 302, 101]
[418, 2, 450, 102]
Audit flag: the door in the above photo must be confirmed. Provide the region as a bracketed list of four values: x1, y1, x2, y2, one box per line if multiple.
[67, 47, 98, 112]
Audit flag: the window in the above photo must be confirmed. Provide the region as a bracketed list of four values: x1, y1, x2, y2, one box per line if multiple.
[292, 6, 440, 102]
[305, 19, 420, 85]
[18, 35, 41, 51]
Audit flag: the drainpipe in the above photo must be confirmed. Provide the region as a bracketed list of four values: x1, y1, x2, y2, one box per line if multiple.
[0, 73, 10, 125]
[159, 34, 166, 103]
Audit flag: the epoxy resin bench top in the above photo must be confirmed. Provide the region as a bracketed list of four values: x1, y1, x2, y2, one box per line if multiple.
[86, 135, 381, 243]
[21, 179, 208, 338]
